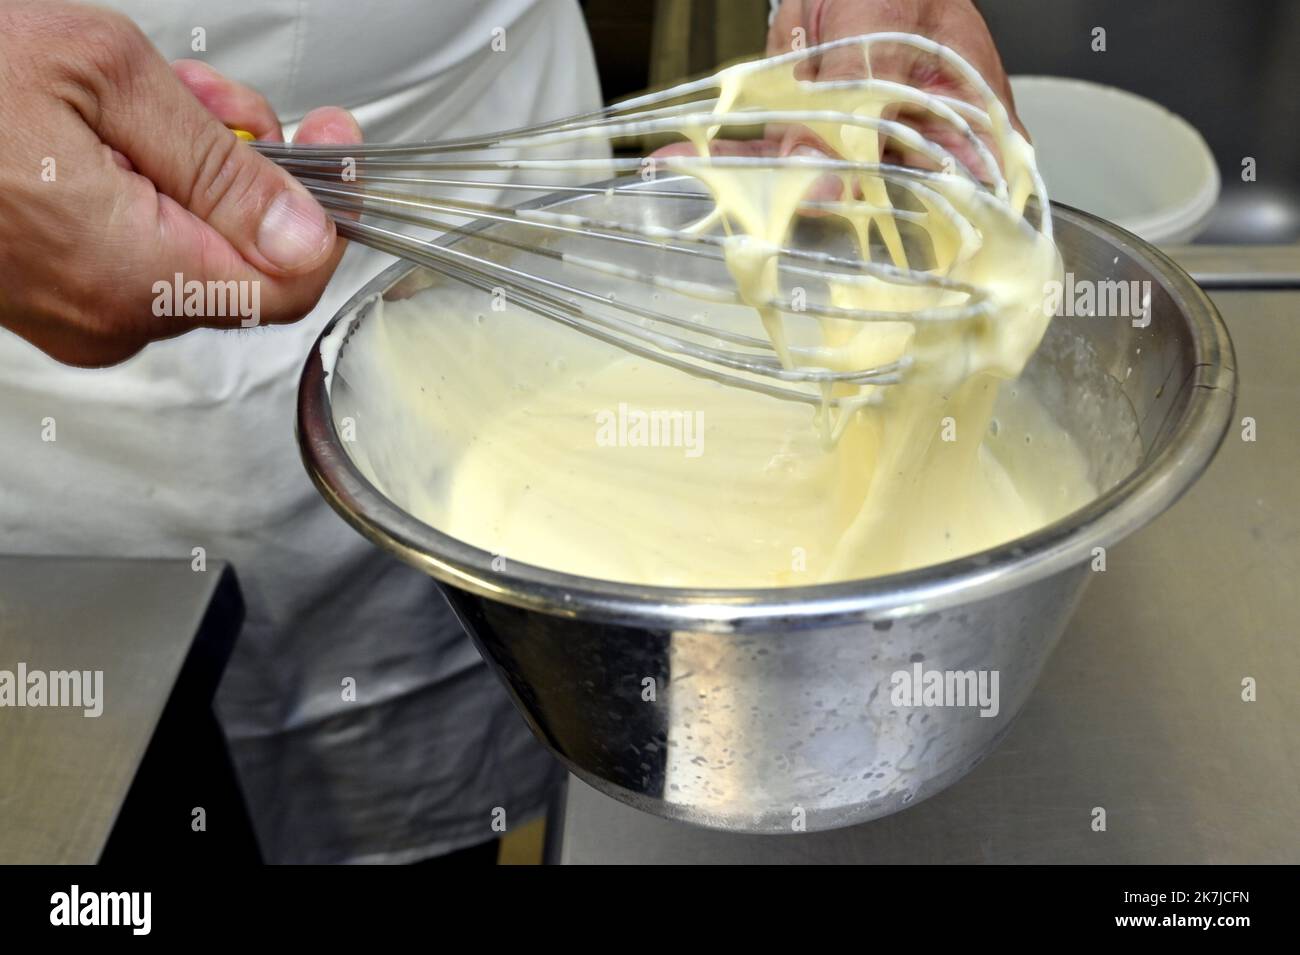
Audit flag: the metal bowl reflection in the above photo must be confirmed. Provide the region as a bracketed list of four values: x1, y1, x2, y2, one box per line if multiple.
[297, 183, 1235, 832]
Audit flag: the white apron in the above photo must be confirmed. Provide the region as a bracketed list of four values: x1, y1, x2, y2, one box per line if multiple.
[0, 0, 602, 863]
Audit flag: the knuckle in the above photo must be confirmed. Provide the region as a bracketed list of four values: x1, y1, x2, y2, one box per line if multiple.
[80, 9, 149, 65]
[22, 7, 155, 116]
[251, 90, 278, 123]
[186, 128, 255, 219]
[60, 9, 150, 87]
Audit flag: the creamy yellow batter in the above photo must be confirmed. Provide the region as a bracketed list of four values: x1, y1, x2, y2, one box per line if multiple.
[329, 35, 1096, 587]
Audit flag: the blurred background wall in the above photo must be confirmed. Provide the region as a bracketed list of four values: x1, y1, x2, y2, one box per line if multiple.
[980, 0, 1300, 201]
[583, 0, 1299, 171]
[579, 0, 1300, 242]
[581, 0, 768, 100]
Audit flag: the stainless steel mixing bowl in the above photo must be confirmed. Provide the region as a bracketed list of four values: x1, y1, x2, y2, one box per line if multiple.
[297, 182, 1235, 833]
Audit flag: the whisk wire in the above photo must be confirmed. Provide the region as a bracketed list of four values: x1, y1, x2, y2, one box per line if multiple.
[255, 32, 1049, 404]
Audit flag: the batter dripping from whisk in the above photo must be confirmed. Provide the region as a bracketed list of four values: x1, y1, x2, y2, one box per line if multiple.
[330, 35, 1096, 586]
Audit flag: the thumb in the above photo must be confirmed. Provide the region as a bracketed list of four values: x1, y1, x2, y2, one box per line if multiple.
[80, 23, 334, 276]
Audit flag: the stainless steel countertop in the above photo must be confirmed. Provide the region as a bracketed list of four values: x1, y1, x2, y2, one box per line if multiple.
[554, 288, 1300, 864]
[0, 557, 236, 863]
[1173, 244, 1300, 289]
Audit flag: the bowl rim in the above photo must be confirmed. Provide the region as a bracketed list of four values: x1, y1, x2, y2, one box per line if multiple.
[297, 197, 1237, 633]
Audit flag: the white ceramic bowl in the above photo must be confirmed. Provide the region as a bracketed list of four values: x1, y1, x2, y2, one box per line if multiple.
[1010, 75, 1220, 245]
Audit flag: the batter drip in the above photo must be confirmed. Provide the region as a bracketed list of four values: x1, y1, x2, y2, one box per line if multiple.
[329, 35, 1095, 586]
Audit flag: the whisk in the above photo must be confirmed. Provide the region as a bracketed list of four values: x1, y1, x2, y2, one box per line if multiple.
[254, 32, 1051, 406]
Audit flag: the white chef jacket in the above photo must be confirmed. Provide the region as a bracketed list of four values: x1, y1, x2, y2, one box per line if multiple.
[0, 0, 603, 863]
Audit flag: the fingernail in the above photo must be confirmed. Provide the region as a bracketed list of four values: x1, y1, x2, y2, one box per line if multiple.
[257, 189, 331, 271]
[790, 144, 827, 158]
